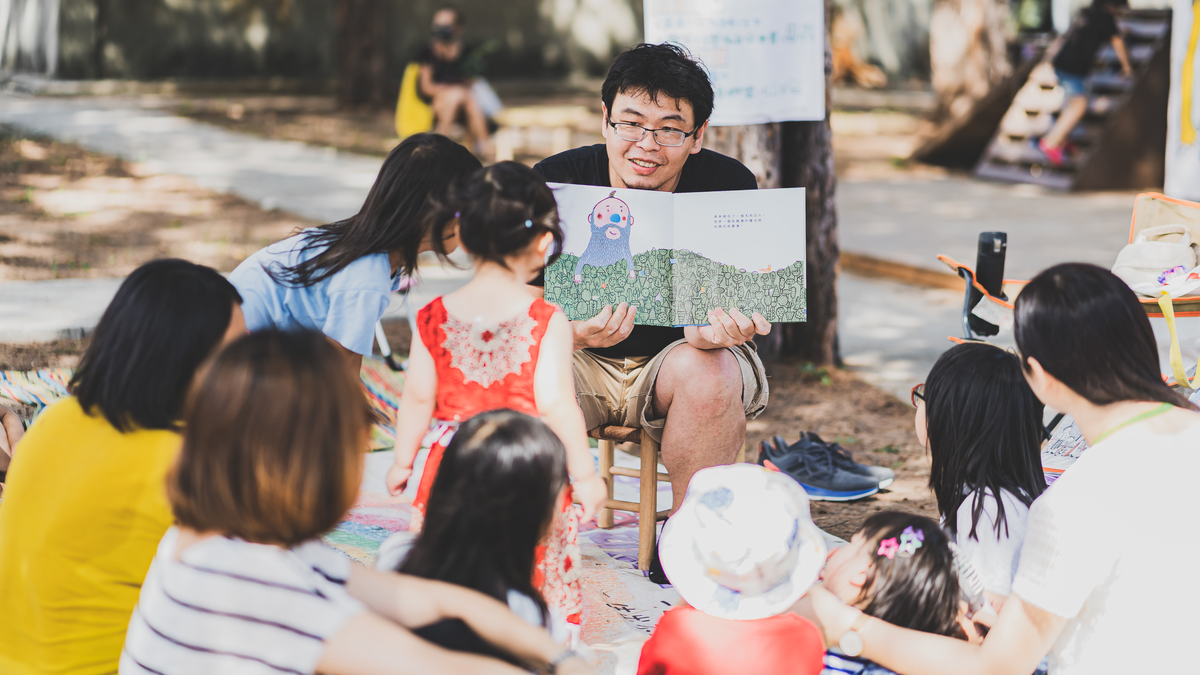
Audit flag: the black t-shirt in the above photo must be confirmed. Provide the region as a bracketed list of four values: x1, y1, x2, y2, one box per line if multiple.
[417, 44, 469, 86]
[531, 144, 758, 359]
[1052, 7, 1119, 76]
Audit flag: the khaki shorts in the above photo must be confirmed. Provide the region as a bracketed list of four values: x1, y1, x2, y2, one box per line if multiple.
[572, 338, 769, 445]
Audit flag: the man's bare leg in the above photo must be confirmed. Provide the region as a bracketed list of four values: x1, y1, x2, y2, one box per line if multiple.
[462, 91, 492, 150]
[432, 86, 467, 136]
[652, 345, 745, 515]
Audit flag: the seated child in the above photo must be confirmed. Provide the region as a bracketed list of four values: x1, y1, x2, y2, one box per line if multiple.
[121, 330, 584, 675]
[817, 512, 964, 675]
[637, 464, 827, 675]
[915, 342, 1046, 599]
[377, 409, 574, 647]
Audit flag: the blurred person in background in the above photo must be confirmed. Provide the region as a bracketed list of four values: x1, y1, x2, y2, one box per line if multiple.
[418, 6, 500, 157]
[1038, 0, 1132, 166]
[0, 259, 244, 675]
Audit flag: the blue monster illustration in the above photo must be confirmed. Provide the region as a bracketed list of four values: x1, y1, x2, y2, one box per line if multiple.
[574, 191, 636, 283]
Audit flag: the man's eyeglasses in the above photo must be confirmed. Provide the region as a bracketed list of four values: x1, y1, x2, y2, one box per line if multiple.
[911, 383, 925, 408]
[606, 118, 697, 147]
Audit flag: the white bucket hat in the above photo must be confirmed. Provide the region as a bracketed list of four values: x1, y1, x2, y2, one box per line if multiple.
[659, 464, 827, 621]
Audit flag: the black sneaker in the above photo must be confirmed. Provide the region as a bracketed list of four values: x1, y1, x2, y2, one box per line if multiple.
[758, 437, 880, 501]
[799, 432, 895, 489]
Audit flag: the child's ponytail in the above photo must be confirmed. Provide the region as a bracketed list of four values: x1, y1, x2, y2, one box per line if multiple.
[443, 161, 564, 268]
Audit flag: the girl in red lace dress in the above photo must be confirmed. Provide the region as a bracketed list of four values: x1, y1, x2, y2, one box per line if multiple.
[386, 162, 605, 629]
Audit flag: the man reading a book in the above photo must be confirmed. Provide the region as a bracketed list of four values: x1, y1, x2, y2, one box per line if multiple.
[531, 43, 772, 583]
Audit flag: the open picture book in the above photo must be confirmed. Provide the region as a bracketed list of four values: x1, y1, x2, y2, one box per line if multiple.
[543, 183, 807, 326]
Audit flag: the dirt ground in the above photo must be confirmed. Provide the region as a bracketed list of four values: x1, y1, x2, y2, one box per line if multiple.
[0, 126, 307, 281]
[0, 99, 940, 538]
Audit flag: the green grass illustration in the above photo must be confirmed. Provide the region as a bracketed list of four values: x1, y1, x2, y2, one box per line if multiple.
[545, 250, 806, 327]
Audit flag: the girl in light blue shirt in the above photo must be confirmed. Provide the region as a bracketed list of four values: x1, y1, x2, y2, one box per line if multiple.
[229, 134, 481, 373]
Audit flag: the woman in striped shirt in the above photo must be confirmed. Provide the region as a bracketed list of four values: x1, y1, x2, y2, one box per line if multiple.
[120, 329, 588, 675]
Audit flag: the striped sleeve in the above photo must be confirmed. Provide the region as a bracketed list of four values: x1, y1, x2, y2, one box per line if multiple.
[121, 531, 365, 675]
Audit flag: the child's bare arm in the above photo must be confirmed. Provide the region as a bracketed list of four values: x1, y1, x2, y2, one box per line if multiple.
[534, 312, 605, 521]
[387, 327, 438, 496]
[318, 612, 531, 675]
[1112, 35, 1133, 77]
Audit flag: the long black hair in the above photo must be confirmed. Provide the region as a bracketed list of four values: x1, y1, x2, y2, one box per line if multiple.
[427, 161, 563, 268]
[1014, 263, 1193, 409]
[399, 410, 568, 624]
[70, 259, 242, 432]
[925, 343, 1046, 540]
[855, 512, 962, 639]
[270, 133, 481, 287]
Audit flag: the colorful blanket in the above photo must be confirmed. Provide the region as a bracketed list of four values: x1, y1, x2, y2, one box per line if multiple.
[0, 357, 405, 451]
[331, 450, 680, 674]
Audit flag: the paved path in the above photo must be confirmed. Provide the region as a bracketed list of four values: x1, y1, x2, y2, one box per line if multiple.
[839, 175, 1136, 280]
[0, 93, 382, 225]
[0, 277, 126, 342]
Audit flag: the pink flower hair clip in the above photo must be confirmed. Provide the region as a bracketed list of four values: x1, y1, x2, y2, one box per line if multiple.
[897, 526, 925, 558]
[877, 537, 899, 559]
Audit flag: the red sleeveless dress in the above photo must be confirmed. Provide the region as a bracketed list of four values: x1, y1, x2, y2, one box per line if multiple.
[410, 296, 583, 625]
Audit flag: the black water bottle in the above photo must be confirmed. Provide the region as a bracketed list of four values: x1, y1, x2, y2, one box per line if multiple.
[968, 232, 1007, 336]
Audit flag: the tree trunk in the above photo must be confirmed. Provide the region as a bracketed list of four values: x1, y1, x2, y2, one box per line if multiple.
[769, 0, 839, 366]
[335, 0, 387, 110]
[929, 0, 1012, 121]
[704, 125, 783, 189]
[701, 2, 838, 365]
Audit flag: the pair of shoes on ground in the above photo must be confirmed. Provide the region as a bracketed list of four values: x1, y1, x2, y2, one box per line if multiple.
[757, 432, 893, 502]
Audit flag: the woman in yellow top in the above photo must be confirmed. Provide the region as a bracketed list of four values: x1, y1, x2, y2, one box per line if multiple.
[0, 259, 245, 675]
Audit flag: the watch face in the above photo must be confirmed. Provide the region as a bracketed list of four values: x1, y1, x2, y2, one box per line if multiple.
[839, 630, 864, 657]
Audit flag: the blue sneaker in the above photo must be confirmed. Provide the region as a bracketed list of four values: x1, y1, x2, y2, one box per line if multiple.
[800, 432, 895, 489]
[758, 438, 880, 501]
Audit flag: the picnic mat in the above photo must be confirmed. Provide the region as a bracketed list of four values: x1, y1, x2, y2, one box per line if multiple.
[330, 449, 683, 674]
[0, 357, 405, 451]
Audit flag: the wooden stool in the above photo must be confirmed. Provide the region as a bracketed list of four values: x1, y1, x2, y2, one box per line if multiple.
[584, 427, 750, 570]
[588, 425, 667, 570]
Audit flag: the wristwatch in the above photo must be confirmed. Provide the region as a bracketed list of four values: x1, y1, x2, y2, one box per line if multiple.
[839, 612, 872, 657]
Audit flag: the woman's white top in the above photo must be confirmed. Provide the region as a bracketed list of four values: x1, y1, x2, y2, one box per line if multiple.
[1011, 418, 1200, 674]
[951, 488, 1030, 596]
[376, 530, 570, 644]
[121, 527, 365, 675]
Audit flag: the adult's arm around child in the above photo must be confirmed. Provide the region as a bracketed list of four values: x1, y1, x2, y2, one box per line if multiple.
[797, 584, 1065, 675]
[533, 310, 605, 522]
[337, 565, 590, 675]
[387, 325, 438, 495]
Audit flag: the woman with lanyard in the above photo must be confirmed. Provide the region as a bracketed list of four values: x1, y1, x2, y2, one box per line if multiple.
[801, 262, 1199, 674]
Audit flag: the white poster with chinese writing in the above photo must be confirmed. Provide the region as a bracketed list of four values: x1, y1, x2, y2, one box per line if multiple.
[644, 0, 825, 126]
[543, 183, 806, 326]
[1165, 0, 1200, 200]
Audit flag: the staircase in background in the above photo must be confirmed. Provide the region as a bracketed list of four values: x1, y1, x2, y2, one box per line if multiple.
[974, 10, 1172, 190]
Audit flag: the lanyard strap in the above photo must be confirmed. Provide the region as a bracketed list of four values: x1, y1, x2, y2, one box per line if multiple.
[1157, 291, 1200, 388]
[1093, 402, 1175, 444]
